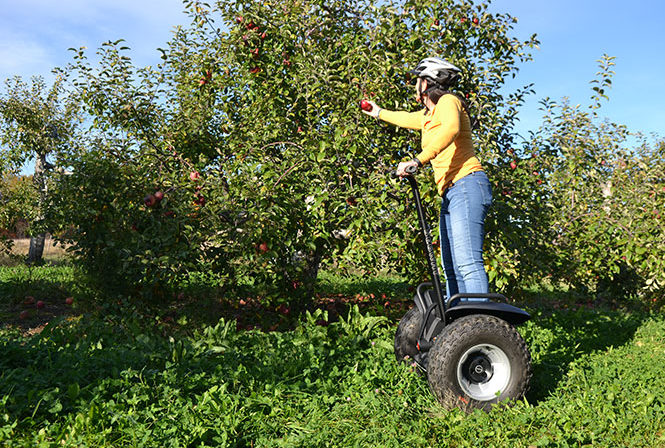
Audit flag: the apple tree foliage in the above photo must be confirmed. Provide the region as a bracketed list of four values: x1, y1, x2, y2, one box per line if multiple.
[0, 75, 80, 262]
[501, 55, 665, 302]
[0, 174, 38, 257]
[0, 174, 38, 234]
[47, 0, 541, 305]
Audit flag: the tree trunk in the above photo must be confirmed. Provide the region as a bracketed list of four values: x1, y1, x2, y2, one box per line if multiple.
[27, 234, 46, 263]
[27, 153, 47, 264]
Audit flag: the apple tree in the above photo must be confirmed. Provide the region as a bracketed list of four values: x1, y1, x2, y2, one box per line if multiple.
[170, 0, 538, 294]
[0, 174, 38, 258]
[0, 75, 80, 263]
[50, 0, 539, 305]
[594, 138, 665, 302]
[500, 55, 665, 303]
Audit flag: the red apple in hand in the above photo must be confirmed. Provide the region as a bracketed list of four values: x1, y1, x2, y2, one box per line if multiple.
[360, 99, 373, 112]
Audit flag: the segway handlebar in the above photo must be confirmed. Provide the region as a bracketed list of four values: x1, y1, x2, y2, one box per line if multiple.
[392, 162, 447, 321]
[391, 164, 418, 178]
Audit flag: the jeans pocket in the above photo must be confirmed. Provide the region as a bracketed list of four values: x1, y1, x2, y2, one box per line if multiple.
[476, 175, 493, 208]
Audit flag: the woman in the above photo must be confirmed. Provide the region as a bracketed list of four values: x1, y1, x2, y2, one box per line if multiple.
[362, 56, 492, 302]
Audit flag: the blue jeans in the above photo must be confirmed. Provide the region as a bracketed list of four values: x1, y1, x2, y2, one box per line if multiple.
[439, 171, 492, 303]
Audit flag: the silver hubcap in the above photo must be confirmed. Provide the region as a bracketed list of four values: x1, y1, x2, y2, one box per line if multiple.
[456, 344, 511, 401]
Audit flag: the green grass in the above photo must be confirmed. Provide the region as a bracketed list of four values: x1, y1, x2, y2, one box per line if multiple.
[1, 266, 665, 446]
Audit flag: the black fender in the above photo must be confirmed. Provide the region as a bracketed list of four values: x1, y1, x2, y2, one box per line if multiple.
[445, 301, 531, 326]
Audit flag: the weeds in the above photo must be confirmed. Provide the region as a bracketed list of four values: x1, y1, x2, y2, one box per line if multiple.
[1, 267, 664, 446]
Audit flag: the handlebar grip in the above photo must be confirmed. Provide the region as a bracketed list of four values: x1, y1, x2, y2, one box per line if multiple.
[405, 164, 418, 175]
[390, 162, 419, 178]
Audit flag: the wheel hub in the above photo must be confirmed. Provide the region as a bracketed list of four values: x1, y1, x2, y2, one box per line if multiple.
[456, 344, 511, 401]
[464, 354, 494, 383]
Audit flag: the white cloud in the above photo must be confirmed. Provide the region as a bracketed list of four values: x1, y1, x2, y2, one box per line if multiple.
[0, 0, 187, 82]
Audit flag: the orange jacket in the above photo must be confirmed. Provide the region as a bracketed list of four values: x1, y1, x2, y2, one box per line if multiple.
[379, 94, 482, 195]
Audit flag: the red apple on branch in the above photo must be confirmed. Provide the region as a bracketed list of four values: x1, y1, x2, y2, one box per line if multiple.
[144, 194, 157, 208]
[277, 304, 290, 315]
[190, 171, 200, 181]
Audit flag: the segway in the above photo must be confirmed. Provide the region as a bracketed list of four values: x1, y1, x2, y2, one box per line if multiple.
[394, 165, 532, 411]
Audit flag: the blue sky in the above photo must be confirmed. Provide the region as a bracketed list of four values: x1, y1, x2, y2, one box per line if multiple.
[491, 0, 665, 140]
[1, 0, 663, 147]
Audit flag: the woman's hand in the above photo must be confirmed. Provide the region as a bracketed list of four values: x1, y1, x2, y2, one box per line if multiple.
[360, 100, 381, 118]
[396, 159, 419, 177]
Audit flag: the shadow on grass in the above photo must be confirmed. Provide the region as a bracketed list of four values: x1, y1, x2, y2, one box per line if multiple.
[0, 264, 89, 332]
[525, 306, 646, 403]
[155, 271, 414, 333]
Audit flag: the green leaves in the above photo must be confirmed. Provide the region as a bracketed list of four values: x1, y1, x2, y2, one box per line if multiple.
[23, 0, 661, 312]
[3, 295, 665, 447]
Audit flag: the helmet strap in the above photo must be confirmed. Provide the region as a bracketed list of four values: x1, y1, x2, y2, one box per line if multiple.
[418, 78, 442, 111]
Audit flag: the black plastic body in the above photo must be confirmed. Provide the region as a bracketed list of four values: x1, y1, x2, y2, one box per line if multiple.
[399, 166, 530, 358]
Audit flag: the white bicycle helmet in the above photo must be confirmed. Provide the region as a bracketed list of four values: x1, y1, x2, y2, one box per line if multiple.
[410, 57, 462, 88]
